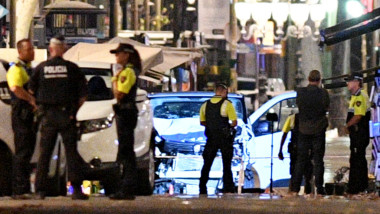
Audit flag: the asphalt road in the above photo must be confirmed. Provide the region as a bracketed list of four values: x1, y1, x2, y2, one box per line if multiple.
[0, 193, 379, 214]
[0, 134, 378, 214]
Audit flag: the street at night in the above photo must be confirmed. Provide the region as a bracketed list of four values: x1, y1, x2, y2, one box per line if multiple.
[0, 135, 378, 213]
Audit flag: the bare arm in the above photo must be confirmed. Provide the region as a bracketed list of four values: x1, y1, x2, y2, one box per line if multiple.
[278, 132, 288, 160]
[345, 115, 362, 134]
[230, 120, 237, 127]
[11, 86, 36, 110]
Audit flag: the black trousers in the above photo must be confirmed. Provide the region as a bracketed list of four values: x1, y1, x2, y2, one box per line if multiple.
[291, 131, 325, 193]
[35, 107, 87, 192]
[289, 143, 313, 194]
[11, 105, 36, 195]
[199, 133, 234, 193]
[115, 108, 138, 194]
[348, 130, 369, 194]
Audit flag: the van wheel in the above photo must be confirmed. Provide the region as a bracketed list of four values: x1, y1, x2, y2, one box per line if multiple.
[137, 146, 155, 195]
[243, 165, 261, 190]
[0, 142, 12, 196]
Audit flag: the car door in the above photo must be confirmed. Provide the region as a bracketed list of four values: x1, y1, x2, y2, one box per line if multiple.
[248, 92, 297, 189]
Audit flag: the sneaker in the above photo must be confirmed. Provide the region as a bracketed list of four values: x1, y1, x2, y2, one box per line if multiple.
[72, 192, 89, 200]
[34, 192, 46, 200]
[12, 193, 32, 200]
[109, 192, 135, 200]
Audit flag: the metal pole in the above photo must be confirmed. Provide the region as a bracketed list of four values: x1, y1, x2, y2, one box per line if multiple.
[155, 0, 161, 31]
[270, 121, 274, 193]
[144, 0, 150, 30]
[121, 0, 127, 30]
[133, 0, 138, 30]
[109, 0, 115, 38]
[229, 0, 238, 92]
[9, 0, 15, 48]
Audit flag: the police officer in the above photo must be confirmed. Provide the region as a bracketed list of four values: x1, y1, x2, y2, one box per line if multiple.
[6, 39, 37, 199]
[199, 83, 237, 194]
[279, 112, 312, 194]
[344, 72, 371, 195]
[29, 36, 88, 200]
[109, 43, 141, 200]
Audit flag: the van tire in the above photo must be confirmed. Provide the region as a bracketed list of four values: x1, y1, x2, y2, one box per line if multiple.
[0, 142, 12, 196]
[243, 165, 261, 190]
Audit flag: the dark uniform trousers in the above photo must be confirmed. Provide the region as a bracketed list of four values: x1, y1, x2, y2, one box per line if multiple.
[115, 108, 138, 193]
[291, 131, 325, 193]
[11, 102, 36, 195]
[348, 113, 370, 194]
[35, 106, 87, 192]
[199, 131, 234, 193]
[288, 114, 313, 194]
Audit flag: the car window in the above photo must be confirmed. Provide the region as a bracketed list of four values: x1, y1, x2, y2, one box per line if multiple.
[150, 96, 245, 120]
[252, 98, 298, 136]
[81, 68, 113, 101]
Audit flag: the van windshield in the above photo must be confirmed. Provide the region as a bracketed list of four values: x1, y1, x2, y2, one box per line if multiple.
[81, 68, 113, 101]
[150, 96, 245, 120]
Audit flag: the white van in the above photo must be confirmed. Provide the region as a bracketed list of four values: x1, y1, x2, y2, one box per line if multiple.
[0, 60, 155, 196]
[149, 91, 297, 194]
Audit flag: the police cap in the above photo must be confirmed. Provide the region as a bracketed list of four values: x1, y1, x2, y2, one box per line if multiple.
[344, 72, 363, 82]
[110, 43, 135, 54]
[215, 82, 228, 90]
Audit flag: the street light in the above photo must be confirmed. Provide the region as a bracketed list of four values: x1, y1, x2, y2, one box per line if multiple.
[234, 2, 252, 34]
[272, 2, 289, 37]
[234, 1, 327, 41]
[346, 0, 365, 18]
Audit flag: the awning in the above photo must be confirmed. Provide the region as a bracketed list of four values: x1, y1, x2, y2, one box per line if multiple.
[63, 42, 163, 74]
[149, 47, 203, 74]
[107, 37, 147, 46]
[139, 75, 161, 85]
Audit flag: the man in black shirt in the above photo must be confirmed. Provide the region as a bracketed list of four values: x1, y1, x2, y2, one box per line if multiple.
[290, 70, 330, 196]
[29, 36, 89, 200]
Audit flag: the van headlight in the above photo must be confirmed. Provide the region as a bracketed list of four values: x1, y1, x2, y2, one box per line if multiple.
[80, 113, 114, 134]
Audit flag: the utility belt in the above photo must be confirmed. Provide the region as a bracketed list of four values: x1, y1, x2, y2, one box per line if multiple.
[113, 102, 136, 114]
[37, 104, 77, 127]
[37, 104, 77, 120]
[11, 100, 34, 121]
[206, 126, 236, 141]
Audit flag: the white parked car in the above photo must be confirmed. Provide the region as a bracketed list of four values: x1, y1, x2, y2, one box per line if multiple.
[149, 91, 297, 194]
[0, 60, 155, 196]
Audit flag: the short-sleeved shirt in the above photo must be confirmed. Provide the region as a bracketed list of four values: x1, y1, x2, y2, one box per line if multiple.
[6, 59, 31, 88]
[348, 89, 370, 116]
[199, 96, 237, 122]
[282, 114, 295, 133]
[114, 64, 136, 94]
